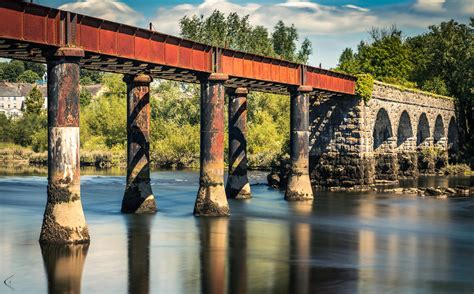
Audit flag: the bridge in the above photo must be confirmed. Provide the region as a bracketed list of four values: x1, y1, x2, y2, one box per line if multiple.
[0, 1, 457, 245]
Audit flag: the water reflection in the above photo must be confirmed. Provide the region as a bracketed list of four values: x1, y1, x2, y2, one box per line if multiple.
[198, 218, 229, 294]
[228, 218, 247, 294]
[125, 215, 153, 294]
[40, 244, 89, 294]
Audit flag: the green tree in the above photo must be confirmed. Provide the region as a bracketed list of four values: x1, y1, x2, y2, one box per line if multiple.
[80, 69, 102, 85]
[0, 113, 11, 142]
[80, 87, 93, 107]
[297, 38, 313, 64]
[0, 60, 25, 82]
[24, 62, 46, 79]
[17, 70, 40, 83]
[336, 47, 359, 74]
[24, 86, 44, 115]
[272, 21, 298, 61]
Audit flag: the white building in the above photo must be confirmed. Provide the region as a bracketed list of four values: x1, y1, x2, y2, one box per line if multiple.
[0, 83, 47, 118]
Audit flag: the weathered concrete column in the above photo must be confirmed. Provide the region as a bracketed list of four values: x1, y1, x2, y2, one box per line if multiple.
[285, 86, 314, 201]
[121, 74, 157, 214]
[194, 73, 230, 216]
[226, 87, 251, 199]
[40, 47, 89, 244]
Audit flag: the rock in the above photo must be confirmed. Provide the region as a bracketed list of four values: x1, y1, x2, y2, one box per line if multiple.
[267, 172, 280, 189]
[425, 187, 443, 196]
[445, 188, 456, 194]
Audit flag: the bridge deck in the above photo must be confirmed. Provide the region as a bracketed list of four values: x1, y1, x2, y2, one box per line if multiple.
[0, 1, 355, 96]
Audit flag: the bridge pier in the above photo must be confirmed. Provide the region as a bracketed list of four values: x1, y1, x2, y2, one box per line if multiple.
[121, 74, 156, 214]
[417, 137, 435, 174]
[285, 86, 314, 201]
[226, 87, 251, 199]
[397, 137, 418, 177]
[40, 47, 89, 244]
[374, 137, 399, 181]
[194, 73, 230, 216]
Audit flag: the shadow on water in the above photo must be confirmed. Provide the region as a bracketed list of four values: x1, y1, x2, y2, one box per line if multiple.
[40, 244, 89, 294]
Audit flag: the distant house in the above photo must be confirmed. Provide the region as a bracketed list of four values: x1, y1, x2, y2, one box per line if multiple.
[0, 82, 102, 118]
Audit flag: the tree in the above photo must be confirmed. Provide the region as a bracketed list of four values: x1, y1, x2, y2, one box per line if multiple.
[24, 86, 44, 115]
[0, 60, 25, 82]
[80, 87, 92, 107]
[272, 21, 298, 61]
[24, 62, 46, 79]
[180, 11, 312, 63]
[80, 69, 102, 85]
[336, 48, 359, 74]
[17, 70, 40, 83]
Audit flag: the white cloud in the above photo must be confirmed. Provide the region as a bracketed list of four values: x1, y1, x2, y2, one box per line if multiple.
[59, 0, 142, 26]
[414, 0, 446, 13]
[344, 4, 370, 12]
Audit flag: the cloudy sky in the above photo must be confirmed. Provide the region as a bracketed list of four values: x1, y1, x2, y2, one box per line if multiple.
[38, 0, 473, 68]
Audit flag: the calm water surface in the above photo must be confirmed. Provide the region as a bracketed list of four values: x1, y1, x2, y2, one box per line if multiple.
[0, 169, 473, 293]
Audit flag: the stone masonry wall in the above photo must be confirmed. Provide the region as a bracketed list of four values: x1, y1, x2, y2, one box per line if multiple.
[309, 81, 457, 188]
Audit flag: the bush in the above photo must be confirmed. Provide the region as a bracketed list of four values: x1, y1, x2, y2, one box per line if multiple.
[355, 73, 374, 103]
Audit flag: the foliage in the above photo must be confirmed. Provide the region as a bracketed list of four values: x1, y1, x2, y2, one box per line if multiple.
[24, 86, 44, 115]
[355, 74, 374, 103]
[0, 60, 45, 82]
[337, 48, 359, 74]
[0, 60, 24, 82]
[17, 70, 40, 83]
[80, 87, 93, 107]
[421, 76, 449, 96]
[180, 10, 311, 64]
[24, 62, 46, 78]
[80, 69, 102, 85]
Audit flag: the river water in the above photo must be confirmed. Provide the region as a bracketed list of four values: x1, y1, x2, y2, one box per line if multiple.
[0, 169, 473, 293]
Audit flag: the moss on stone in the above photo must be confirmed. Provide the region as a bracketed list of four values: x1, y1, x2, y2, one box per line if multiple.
[355, 73, 374, 104]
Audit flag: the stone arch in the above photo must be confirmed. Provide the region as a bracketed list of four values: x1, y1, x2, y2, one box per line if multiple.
[447, 117, 459, 159]
[416, 113, 430, 145]
[373, 108, 393, 150]
[397, 111, 413, 147]
[433, 115, 445, 144]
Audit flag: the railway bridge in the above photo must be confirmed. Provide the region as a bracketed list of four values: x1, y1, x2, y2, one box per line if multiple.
[0, 1, 457, 244]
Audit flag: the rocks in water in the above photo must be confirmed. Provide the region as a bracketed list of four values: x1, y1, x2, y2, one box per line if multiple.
[383, 186, 472, 198]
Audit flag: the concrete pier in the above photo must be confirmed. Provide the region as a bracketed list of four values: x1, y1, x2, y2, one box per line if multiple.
[40, 47, 89, 244]
[121, 74, 157, 214]
[226, 87, 251, 199]
[285, 86, 314, 201]
[194, 73, 230, 216]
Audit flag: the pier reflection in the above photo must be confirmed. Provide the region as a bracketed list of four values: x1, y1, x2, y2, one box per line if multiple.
[40, 244, 89, 294]
[198, 218, 229, 294]
[125, 215, 153, 294]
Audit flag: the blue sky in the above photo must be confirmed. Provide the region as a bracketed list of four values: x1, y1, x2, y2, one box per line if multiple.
[38, 0, 473, 68]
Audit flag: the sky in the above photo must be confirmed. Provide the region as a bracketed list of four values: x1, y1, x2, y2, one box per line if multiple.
[36, 0, 473, 68]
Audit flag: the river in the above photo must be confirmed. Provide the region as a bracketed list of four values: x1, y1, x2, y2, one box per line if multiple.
[0, 169, 473, 293]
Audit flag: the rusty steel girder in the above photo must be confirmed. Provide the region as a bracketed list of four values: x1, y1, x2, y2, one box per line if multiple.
[0, 1, 356, 95]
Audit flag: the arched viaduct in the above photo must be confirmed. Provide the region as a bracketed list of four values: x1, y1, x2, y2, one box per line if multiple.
[310, 81, 458, 188]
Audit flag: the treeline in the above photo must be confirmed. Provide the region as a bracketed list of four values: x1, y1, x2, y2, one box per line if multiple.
[336, 19, 473, 163]
[0, 60, 46, 83]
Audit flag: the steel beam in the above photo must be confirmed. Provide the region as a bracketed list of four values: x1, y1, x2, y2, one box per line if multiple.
[285, 86, 314, 201]
[40, 47, 89, 244]
[226, 87, 251, 199]
[121, 74, 157, 214]
[194, 73, 230, 216]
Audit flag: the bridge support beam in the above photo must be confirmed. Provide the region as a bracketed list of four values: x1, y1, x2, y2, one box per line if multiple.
[226, 87, 251, 199]
[194, 73, 230, 216]
[121, 74, 156, 214]
[285, 86, 314, 201]
[40, 47, 89, 244]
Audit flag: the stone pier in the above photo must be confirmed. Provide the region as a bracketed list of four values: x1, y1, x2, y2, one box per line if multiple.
[194, 73, 230, 216]
[285, 86, 314, 201]
[121, 74, 156, 214]
[226, 87, 251, 199]
[40, 47, 89, 244]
